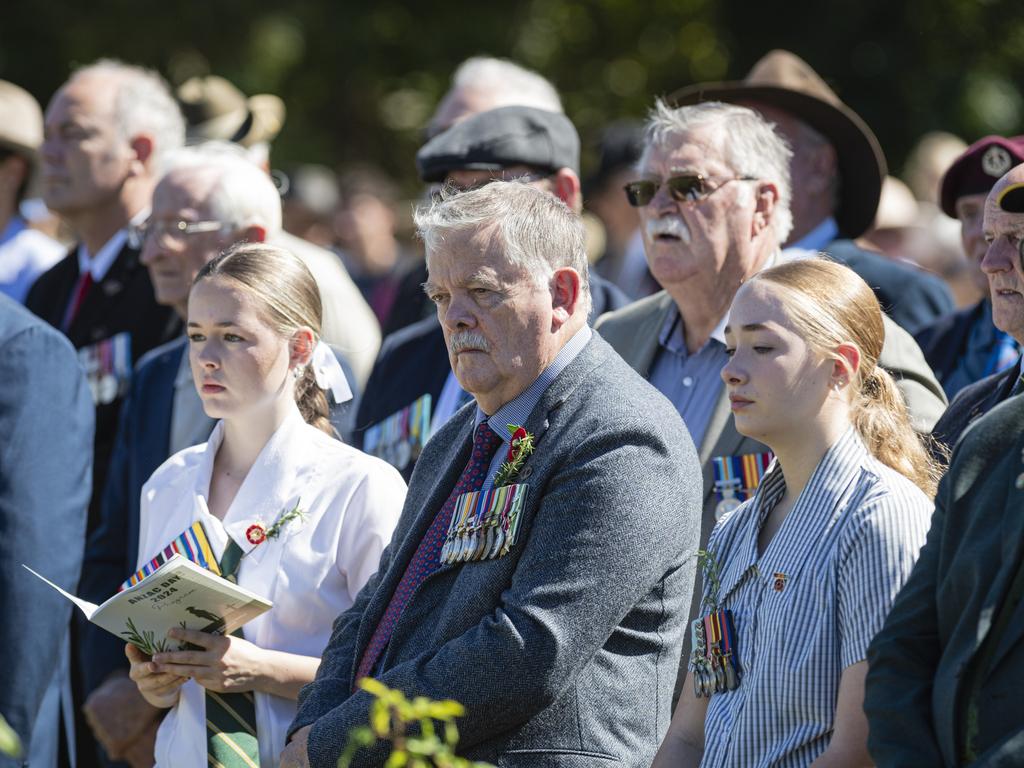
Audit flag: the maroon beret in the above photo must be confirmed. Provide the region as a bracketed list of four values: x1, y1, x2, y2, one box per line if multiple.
[940, 135, 1024, 217]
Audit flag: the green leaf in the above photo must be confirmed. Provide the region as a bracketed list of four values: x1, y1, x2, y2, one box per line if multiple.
[384, 751, 409, 767]
[371, 700, 390, 736]
[359, 677, 389, 698]
[0, 715, 20, 758]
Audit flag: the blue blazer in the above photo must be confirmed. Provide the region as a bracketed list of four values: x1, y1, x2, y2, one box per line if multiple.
[0, 295, 93, 767]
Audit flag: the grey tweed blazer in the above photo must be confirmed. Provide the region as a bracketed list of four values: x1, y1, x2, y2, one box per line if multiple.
[291, 333, 703, 767]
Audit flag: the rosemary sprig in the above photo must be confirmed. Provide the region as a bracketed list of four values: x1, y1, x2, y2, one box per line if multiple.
[494, 425, 534, 487]
[265, 499, 306, 539]
[120, 616, 170, 655]
[698, 549, 723, 611]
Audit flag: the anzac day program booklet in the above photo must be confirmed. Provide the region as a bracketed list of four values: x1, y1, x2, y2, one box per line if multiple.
[25, 555, 272, 655]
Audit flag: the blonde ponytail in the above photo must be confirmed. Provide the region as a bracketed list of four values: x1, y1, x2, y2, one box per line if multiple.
[852, 367, 943, 498]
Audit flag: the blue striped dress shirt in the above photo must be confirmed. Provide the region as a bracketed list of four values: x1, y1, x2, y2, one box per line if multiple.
[699, 427, 932, 767]
[474, 325, 592, 490]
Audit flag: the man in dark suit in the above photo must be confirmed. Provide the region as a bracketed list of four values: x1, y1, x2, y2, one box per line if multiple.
[930, 163, 1024, 457]
[282, 182, 701, 768]
[673, 49, 953, 332]
[914, 136, 1024, 399]
[354, 106, 628, 476]
[27, 61, 185, 535]
[865, 392, 1024, 765]
[595, 99, 947, 704]
[0, 295, 93, 768]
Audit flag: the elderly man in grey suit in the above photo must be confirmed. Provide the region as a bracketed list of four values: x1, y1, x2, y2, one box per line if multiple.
[281, 182, 702, 767]
[595, 100, 948, 702]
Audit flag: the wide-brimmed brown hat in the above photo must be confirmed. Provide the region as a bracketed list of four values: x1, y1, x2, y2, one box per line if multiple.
[0, 80, 43, 162]
[176, 75, 285, 148]
[671, 49, 886, 239]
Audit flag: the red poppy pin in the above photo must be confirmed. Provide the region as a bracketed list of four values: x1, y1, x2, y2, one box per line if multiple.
[246, 523, 267, 546]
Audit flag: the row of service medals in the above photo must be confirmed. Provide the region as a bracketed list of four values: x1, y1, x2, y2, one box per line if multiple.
[440, 484, 529, 565]
[712, 452, 773, 520]
[78, 332, 133, 406]
[364, 394, 432, 472]
[689, 607, 742, 697]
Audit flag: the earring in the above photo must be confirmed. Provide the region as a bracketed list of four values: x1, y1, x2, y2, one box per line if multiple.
[292, 366, 303, 380]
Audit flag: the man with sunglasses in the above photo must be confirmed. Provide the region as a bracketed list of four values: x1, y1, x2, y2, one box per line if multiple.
[596, 99, 947, 706]
[672, 49, 953, 334]
[353, 106, 628, 477]
[928, 163, 1024, 457]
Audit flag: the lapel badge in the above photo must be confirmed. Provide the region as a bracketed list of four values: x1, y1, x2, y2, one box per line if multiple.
[102, 279, 123, 296]
[772, 572, 788, 592]
[1016, 472, 1024, 491]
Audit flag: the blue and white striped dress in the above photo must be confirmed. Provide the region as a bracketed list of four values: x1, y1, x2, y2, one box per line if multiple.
[699, 427, 933, 767]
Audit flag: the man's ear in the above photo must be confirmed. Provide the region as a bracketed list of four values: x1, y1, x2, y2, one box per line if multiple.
[551, 168, 582, 213]
[239, 224, 267, 244]
[751, 181, 779, 238]
[128, 135, 154, 175]
[550, 267, 582, 328]
[288, 327, 316, 369]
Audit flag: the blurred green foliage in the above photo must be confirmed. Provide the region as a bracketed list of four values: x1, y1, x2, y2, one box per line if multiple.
[2, 0, 1023, 190]
[0, 713, 21, 759]
[340, 678, 493, 768]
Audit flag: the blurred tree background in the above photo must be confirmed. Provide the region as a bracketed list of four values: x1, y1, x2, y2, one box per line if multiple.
[2, 0, 1022, 193]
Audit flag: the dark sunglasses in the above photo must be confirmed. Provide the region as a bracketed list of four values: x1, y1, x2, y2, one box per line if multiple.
[623, 174, 757, 207]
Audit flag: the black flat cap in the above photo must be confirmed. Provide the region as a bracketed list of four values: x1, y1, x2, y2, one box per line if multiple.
[417, 106, 580, 183]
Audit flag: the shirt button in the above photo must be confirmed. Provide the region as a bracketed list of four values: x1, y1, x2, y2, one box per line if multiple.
[683, 376, 694, 387]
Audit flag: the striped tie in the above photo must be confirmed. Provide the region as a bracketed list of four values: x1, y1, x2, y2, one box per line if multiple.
[354, 421, 503, 685]
[206, 539, 260, 767]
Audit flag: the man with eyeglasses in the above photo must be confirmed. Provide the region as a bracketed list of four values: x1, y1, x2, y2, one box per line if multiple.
[353, 106, 628, 477]
[928, 163, 1024, 457]
[75, 144, 293, 767]
[595, 100, 947, 709]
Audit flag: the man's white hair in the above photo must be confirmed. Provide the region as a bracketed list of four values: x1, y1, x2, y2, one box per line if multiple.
[71, 59, 185, 173]
[642, 99, 794, 244]
[160, 142, 282, 236]
[415, 180, 590, 317]
[451, 57, 563, 114]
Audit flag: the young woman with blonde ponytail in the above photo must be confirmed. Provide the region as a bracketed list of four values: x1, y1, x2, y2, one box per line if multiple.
[653, 259, 940, 768]
[126, 243, 405, 767]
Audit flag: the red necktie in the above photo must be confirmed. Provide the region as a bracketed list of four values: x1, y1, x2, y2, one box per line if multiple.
[62, 271, 94, 332]
[355, 421, 503, 686]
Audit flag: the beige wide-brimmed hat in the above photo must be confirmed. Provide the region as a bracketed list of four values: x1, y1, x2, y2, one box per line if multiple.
[672, 50, 886, 239]
[176, 75, 285, 148]
[0, 80, 44, 161]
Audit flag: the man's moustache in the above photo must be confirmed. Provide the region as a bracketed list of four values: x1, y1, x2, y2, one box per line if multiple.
[449, 332, 490, 353]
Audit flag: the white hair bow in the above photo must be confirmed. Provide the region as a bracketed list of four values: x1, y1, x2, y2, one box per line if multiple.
[310, 341, 353, 404]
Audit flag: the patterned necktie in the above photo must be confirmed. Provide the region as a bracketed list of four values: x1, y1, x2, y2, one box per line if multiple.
[206, 539, 260, 767]
[355, 421, 503, 686]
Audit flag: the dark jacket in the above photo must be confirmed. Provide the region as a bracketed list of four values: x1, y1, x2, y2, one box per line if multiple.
[25, 244, 181, 533]
[930, 358, 1020, 459]
[823, 239, 954, 333]
[866, 393, 1024, 766]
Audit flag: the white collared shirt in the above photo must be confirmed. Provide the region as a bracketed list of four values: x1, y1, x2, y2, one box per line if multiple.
[137, 408, 406, 767]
